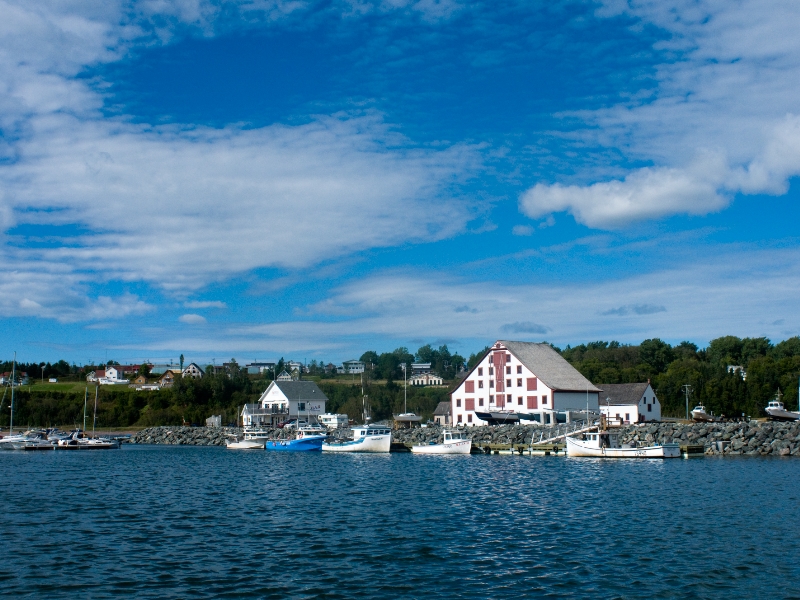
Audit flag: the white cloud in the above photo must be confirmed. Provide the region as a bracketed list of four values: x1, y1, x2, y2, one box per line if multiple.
[522, 0, 800, 228]
[179, 313, 206, 324]
[512, 225, 534, 236]
[184, 300, 227, 309]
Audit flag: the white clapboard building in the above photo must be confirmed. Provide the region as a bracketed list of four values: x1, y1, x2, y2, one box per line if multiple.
[451, 340, 601, 426]
[242, 381, 328, 427]
[598, 382, 661, 424]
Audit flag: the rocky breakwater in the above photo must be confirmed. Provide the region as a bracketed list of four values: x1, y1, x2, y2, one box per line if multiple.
[616, 421, 800, 456]
[392, 424, 540, 447]
[130, 426, 295, 446]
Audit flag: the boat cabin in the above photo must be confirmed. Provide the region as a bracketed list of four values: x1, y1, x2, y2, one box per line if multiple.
[767, 401, 785, 411]
[352, 424, 392, 439]
[581, 431, 621, 449]
[444, 430, 467, 442]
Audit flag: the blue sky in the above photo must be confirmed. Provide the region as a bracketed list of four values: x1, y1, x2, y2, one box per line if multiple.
[2, 0, 800, 366]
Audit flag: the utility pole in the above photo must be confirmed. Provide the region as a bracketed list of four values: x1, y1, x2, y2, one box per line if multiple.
[682, 384, 693, 421]
[9, 351, 16, 434]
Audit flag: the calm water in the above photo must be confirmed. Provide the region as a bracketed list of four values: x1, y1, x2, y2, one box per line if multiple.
[2, 447, 800, 599]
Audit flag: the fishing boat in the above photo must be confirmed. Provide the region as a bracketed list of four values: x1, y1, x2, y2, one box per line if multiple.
[225, 436, 265, 450]
[411, 430, 472, 454]
[265, 427, 325, 452]
[566, 429, 680, 458]
[765, 389, 800, 421]
[691, 404, 718, 422]
[322, 424, 392, 453]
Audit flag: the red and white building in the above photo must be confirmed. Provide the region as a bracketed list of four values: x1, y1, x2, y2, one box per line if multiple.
[451, 340, 601, 426]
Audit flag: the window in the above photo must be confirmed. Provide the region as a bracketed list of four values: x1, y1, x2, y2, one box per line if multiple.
[456, 399, 461, 407]
[465, 381, 474, 393]
[478, 380, 484, 388]
[542, 395, 548, 405]
[527, 396, 537, 409]
[489, 380, 494, 388]
[625, 413, 630, 421]
[467, 414, 473, 423]
[506, 366, 511, 375]
[298, 402, 305, 411]
[458, 415, 462, 423]
[506, 379, 511, 388]
[517, 365, 522, 374]
[517, 378, 522, 387]
[497, 395, 505, 407]
[478, 368, 483, 376]
[489, 367, 494, 375]
[465, 398, 475, 411]
[648, 404, 652, 413]
[527, 377, 538, 391]
[518, 396, 523, 406]
[479, 398, 484, 406]
[489, 395, 494, 403]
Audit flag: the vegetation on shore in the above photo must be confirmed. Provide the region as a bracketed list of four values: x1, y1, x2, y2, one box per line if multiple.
[1, 336, 798, 428]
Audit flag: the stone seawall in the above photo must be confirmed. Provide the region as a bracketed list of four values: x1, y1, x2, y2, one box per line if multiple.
[129, 421, 800, 455]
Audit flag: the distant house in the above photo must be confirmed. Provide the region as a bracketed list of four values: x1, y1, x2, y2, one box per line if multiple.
[242, 381, 328, 426]
[599, 382, 661, 424]
[411, 363, 432, 375]
[246, 362, 276, 375]
[105, 366, 128, 381]
[150, 364, 181, 375]
[182, 363, 205, 379]
[132, 375, 148, 385]
[410, 373, 443, 387]
[727, 365, 747, 380]
[276, 369, 295, 382]
[1, 372, 29, 386]
[433, 401, 451, 426]
[206, 415, 222, 427]
[341, 360, 364, 374]
[158, 370, 180, 388]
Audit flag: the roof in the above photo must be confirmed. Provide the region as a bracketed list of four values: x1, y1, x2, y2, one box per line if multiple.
[500, 341, 602, 393]
[598, 383, 651, 406]
[271, 381, 328, 402]
[433, 401, 451, 416]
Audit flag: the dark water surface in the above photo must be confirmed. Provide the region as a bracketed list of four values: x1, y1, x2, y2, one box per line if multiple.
[2, 446, 800, 599]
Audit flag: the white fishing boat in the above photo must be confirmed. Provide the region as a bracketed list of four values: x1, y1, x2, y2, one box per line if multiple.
[566, 430, 680, 458]
[411, 430, 472, 454]
[226, 436, 265, 450]
[322, 424, 392, 453]
[691, 404, 718, 422]
[765, 390, 800, 421]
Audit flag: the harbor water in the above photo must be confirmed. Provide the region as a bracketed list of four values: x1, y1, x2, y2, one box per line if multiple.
[2, 446, 800, 598]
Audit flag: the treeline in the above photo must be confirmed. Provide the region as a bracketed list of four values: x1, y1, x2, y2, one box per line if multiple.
[561, 336, 800, 418]
[357, 344, 466, 380]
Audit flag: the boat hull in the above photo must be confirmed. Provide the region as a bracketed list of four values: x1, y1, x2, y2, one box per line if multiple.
[766, 408, 800, 421]
[566, 437, 680, 458]
[475, 411, 520, 424]
[322, 434, 391, 453]
[226, 439, 265, 450]
[265, 436, 324, 452]
[411, 440, 472, 454]
[691, 410, 719, 423]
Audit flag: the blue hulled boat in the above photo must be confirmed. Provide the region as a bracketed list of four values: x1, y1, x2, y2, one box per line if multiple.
[265, 427, 325, 452]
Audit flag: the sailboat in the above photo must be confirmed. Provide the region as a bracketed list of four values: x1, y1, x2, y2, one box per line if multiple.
[57, 387, 119, 449]
[393, 363, 422, 425]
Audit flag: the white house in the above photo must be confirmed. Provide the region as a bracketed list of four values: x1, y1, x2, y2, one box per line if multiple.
[451, 340, 601, 426]
[99, 366, 129, 385]
[242, 381, 328, 426]
[599, 382, 661, 424]
[340, 360, 365, 374]
[182, 363, 204, 379]
[410, 373, 443, 386]
[411, 363, 432, 374]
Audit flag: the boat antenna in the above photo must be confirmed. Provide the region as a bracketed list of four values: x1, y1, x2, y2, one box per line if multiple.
[9, 351, 16, 435]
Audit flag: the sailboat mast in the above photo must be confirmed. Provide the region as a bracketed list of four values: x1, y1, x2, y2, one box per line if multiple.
[83, 386, 88, 432]
[93, 385, 98, 436]
[9, 351, 16, 434]
[404, 363, 407, 413]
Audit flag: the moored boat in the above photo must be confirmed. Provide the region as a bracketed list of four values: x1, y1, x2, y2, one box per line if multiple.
[475, 411, 520, 424]
[411, 430, 472, 454]
[57, 431, 120, 450]
[265, 427, 325, 452]
[765, 392, 800, 421]
[322, 424, 392, 453]
[226, 436, 266, 450]
[566, 430, 680, 458]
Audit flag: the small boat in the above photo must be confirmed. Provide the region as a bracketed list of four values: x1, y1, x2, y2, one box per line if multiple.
[765, 391, 800, 421]
[265, 427, 325, 452]
[411, 430, 472, 454]
[8, 438, 56, 451]
[566, 430, 680, 458]
[691, 405, 718, 422]
[475, 411, 520, 424]
[57, 431, 120, 450]
[226, 436, 265, 450]
[322, 424, 392, 453]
